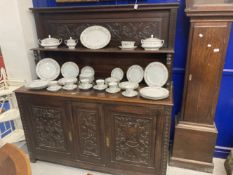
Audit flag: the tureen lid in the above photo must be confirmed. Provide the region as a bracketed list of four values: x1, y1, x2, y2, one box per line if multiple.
[142, 35, 162, 42]
[66, 37, 75, 42]
[42, 35, 60, 44]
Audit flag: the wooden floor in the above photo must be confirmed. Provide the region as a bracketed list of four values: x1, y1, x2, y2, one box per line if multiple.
[17, 142, 226, 175]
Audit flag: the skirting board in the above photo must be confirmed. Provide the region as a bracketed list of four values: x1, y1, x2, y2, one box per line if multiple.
[169, 157, 214, 173]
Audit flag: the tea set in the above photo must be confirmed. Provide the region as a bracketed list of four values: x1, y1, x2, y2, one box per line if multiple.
[26, 57, 170, 100]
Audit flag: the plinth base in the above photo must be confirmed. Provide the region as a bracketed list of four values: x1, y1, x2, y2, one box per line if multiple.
[170, 121, 217, 173]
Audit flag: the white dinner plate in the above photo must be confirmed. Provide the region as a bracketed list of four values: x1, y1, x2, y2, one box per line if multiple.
[111, 68, 124, 81]
[122, 90, 138, 98]
[106, 87, 121, 94]
[118, 46, 137, 50]
[36, 58, 60, 81]
[63, 84, 77, 91]
[80, 25, 111, 50]
[93, 84, 107, 91]
[144, 62, 168, 87]
[25, 80, 48, 90]
[139, 87, 169, 100]
[81, 66, 95, 75]
[78, 84, 93, 90]
[61, 62, 79, 78]
[127, 65, 144, 83]
[47, 85, 62, 92]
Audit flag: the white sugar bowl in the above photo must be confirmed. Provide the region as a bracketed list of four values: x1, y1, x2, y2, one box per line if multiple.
[65, 37, 78, 49]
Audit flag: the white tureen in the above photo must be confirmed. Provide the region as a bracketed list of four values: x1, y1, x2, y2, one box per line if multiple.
[141, 35, 164, 51]
[38, 35, 62, 49]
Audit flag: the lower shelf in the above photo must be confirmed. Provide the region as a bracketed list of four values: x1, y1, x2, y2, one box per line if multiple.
[2, 129, 25, 143]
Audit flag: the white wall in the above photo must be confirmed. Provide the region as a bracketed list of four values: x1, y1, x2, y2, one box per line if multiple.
[0, 0, 37, 82]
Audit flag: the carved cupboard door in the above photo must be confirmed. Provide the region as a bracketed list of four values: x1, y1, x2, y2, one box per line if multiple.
[104, 105, 161, 174]
[71, 102, 104, 164]
[27, 97, 73, 160]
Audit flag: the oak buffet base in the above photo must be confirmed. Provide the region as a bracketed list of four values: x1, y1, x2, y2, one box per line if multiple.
[16, 87, 173, 175]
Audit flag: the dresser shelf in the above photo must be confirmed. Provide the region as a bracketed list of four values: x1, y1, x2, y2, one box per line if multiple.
[32, 47, 174, 54]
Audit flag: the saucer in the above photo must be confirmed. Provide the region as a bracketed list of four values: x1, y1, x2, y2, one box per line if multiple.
[63, 84, 77, 91]
[47, 85, 62, 92]
[122, 90, 138, 97]
[79, 84, 93, 90]
[93, 85, 107, 91]
[106, 87, 121, 94]
[119, 46, 137, 50]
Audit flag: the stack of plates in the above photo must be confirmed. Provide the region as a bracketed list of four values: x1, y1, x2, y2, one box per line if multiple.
[138, 62, 169, 100]
[139, 87, 169, 100]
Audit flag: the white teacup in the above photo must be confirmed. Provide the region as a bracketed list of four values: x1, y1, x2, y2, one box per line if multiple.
[121, 41, 135, 48]
[109, 82, 118, 90]
[96, 79, 105, 87]
[80, 79, 90, 88]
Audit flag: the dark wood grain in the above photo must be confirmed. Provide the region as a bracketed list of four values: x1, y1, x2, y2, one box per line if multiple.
[171, 0, 233, 173]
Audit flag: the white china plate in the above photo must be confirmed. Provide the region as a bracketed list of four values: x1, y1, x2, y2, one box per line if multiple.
[111, 68, 124, 81]
[93, 85, 108, 91]
[25, 80, 48, 90]
[106, 87, 121, 94]
[81, 66, 95, 75]
[139, 87, 169, 100]
[79, 84, 93, 90]
[36, 58, 60, 81]
[127, 65, 144, 83]
[144, 62, 168, 87]
[63, 84, 77, 91]
[122, 90, 138, 97]
[119, 81, 139, 90]
[61, 62, 79, 78]
[80, 25, 111, 50]
[119, 46, 137, 50]
[47, 85, 62, 92]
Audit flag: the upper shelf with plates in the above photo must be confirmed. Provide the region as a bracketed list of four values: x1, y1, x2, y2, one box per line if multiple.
[31, 47, 174, 54]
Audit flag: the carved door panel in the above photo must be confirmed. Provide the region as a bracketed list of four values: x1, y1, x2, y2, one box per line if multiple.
[104, 105, 159, 174]
[183, 22, 230, 124]
[27, 97, 73, 160]
[71, 102, 104, 164]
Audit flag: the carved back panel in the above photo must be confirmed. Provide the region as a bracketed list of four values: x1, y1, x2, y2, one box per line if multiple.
[32, 4, 178, 49]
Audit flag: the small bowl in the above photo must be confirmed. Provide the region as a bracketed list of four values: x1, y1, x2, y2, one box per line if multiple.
[105, 77, 119, 85]
[48, 81, 58, 87]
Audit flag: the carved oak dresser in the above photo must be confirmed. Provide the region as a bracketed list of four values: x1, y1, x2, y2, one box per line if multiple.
[15, 3, 178, 175]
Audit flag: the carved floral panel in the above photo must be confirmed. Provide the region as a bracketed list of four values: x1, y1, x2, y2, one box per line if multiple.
[45, 20, 167, 47]
[77, 109, 100, 158]
[31, 106, 66, 151]
[113, 114, 153, 166]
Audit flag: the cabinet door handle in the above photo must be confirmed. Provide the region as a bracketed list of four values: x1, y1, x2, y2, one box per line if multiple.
[106, 137, 110, 148]
[68, 131, 72, 142]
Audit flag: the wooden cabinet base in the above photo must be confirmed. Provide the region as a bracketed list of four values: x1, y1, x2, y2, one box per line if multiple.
[16, 88, 173, 175]
[170, 122, 217, 173]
